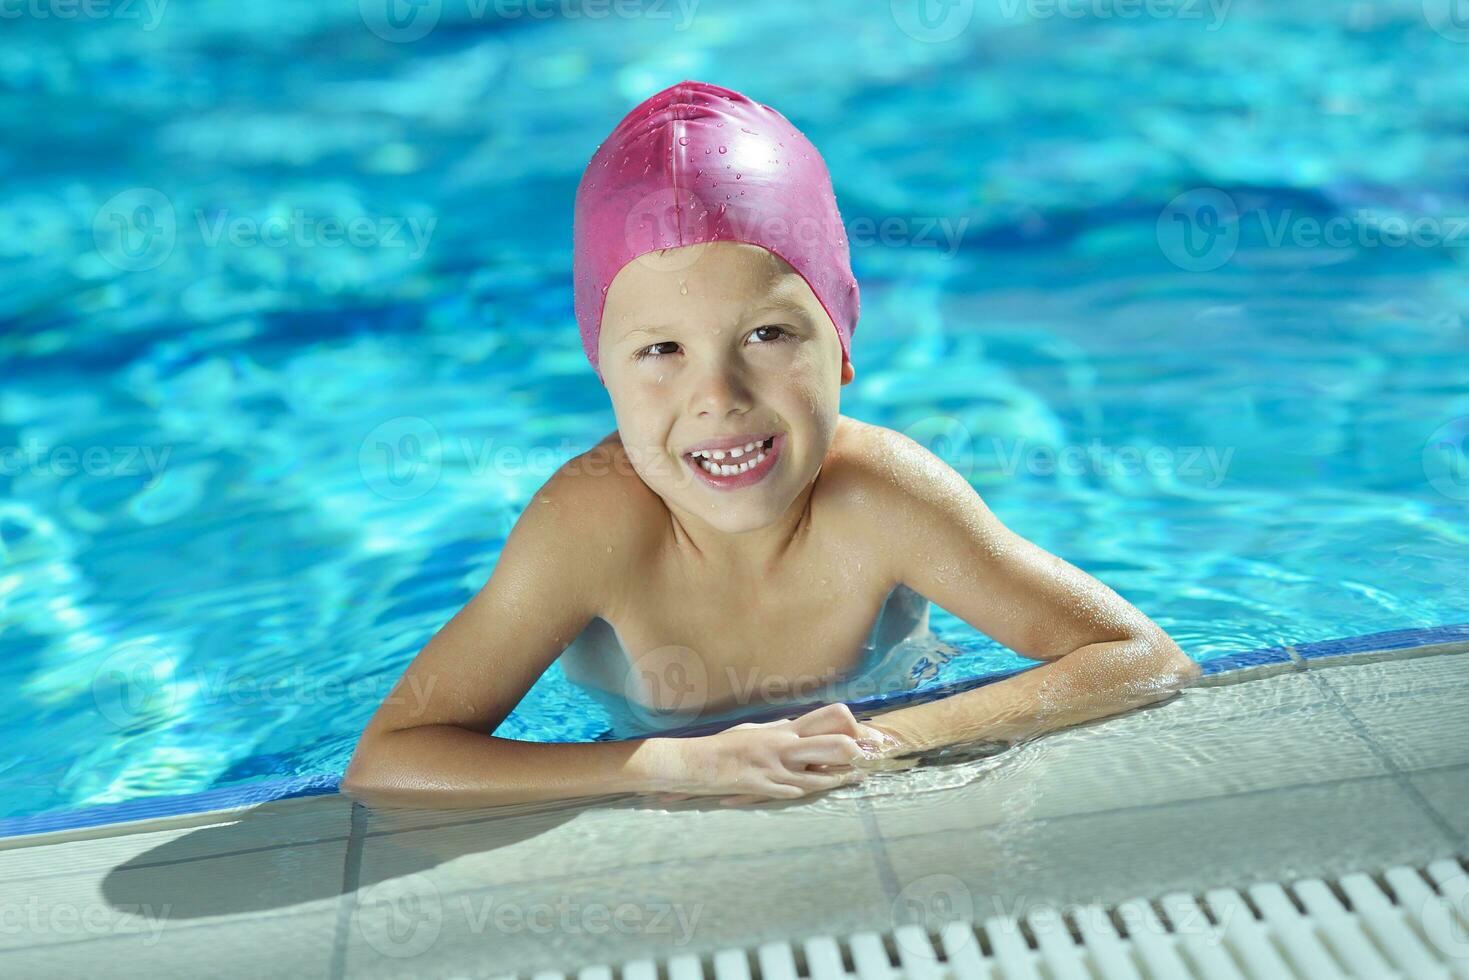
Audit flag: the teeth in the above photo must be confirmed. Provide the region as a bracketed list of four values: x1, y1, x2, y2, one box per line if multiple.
[695, 449, 769, 477]
[689, 438, 771, 460]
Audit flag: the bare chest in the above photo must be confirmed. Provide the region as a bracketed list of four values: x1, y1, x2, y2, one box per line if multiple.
[561, 554, 911, 719]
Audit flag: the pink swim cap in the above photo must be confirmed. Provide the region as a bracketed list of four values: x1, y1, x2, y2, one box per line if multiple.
[573, 79, 860, 381]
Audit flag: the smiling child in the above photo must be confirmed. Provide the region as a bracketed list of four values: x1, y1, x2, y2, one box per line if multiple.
[342, 80, 1200, 810]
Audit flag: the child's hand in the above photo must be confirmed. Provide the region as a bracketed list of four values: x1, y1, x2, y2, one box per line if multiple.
[656, 702, 888, 807]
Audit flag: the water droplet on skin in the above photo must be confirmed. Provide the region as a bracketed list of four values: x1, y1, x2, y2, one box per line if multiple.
[718, 146, 727, 154]
[735, 174, 741, 180]
[679, 280, 688, 295]
[678, 136, 690, 146]
[606, 545, 614, 553]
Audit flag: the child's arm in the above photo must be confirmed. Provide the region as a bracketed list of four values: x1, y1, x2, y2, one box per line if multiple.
[851, 428, 1201, 757]
[341, 451, 873, 809]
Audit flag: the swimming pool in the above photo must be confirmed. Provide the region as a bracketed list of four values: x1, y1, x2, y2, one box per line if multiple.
[2, 1, 1466, 823]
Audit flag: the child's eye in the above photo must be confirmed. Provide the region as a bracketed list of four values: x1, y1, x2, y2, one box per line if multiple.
[634, 342, 679, 361]
[748, 325, 791, 345]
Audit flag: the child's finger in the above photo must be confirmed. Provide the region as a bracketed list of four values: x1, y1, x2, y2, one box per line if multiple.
[788, 702, 862, 737]
[805, 762, 855, 774]
[785, 733, 865, 766]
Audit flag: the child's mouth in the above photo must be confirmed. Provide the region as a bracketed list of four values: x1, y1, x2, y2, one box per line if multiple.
[683, 434, 782, 490]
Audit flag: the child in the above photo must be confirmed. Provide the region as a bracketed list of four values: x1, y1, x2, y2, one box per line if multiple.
[342, 81, 1199, 810]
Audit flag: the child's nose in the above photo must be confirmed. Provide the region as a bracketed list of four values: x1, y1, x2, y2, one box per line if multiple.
[689, 360, 753, 419]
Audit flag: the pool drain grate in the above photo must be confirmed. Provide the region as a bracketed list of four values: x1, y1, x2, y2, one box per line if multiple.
[492, 854, 1469, 979]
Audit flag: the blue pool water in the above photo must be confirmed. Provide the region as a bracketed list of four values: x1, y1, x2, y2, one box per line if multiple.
[2, 2, 1467, 821]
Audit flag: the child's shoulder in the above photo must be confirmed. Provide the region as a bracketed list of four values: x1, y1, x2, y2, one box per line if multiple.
[522, 430, 666, 548]
[821, 415, 972, 511]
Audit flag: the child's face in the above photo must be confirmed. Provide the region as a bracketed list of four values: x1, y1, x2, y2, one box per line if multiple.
[598, 241, 854, 534]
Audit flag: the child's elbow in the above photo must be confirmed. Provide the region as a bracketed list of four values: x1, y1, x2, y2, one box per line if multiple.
[339, 738, 394, 807]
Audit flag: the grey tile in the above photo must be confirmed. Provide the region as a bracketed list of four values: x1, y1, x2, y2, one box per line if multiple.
[880, 775, 1460, 918]
[345, 842, 890, 977]
[0, 907, 340, 979]
[356, 793, 872, 893]
[1409, 766, 1469, 847]
[867, 685, 1384, 840]
[0, 794, 352, 884]
[1312, 656, 1469, 772]
[0, 837, 349, 952]
[1312, 651, 1469, 703]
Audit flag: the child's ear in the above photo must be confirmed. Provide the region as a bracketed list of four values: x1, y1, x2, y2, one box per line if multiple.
[840, 359, 855, 386]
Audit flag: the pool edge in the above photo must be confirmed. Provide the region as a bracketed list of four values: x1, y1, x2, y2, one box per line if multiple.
[4, 623, 1466, 847]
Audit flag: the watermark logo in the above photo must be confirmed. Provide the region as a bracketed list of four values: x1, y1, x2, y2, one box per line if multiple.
[622, 644, 711, 728]
[93, 188, 176, 273]
[902, 415, 976, 477]
[356, 874, 443, 959]
[623, 187, 716, 275]
[0, 0, 169, 30]
[90, 654, 438, 731]
[1418, 870, 1469, 960]
[1424, 0, 1469, 42]
[891, 0, 975, 42]
[360, 0, 699, 42]
[892, 874, 976, 958]
[93, 189, 438, 272]
[0, 437, 172, 482]
[359, 0, 442, 42]
[0, 897, 172, 945]
[91, 641, 176, 730]
[995, 0, 1231, 28]
[899, 415, 1235, 489]
[1157, 188, 1240, 272]
[1423, 416, 1469, 501]
[359, 417, 444, 502]
[1159, 186, 1469, 271]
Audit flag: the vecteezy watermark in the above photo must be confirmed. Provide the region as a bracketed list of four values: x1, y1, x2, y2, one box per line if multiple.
[1423, 0, 1469, 43]
[1416, 867, 1469, 961]
[1158, 187, 1469, 271]
[354, 874, 703, 960]
[93, 188, 177, 273]
[358, 0, 699, 43]
[0, 438, 172, 481]
[0, 0, 168, 30]
[1423, 416, 1469, 501]
[92, 188, 437, 272]
[616, 646, 941, 730]
[195, 208, 436, 260]
[994, 0, 1231, 28]
[620, 187, 971, 276]
[891, 873, 977, 958]
[991, 437, 1235, 488]
[357, 420, 722, 501]
[889, 0, 1229, 42]
[900, 415, 1236, 490]
[0, 896, 172, 946]
[90, 642, 439, 730]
